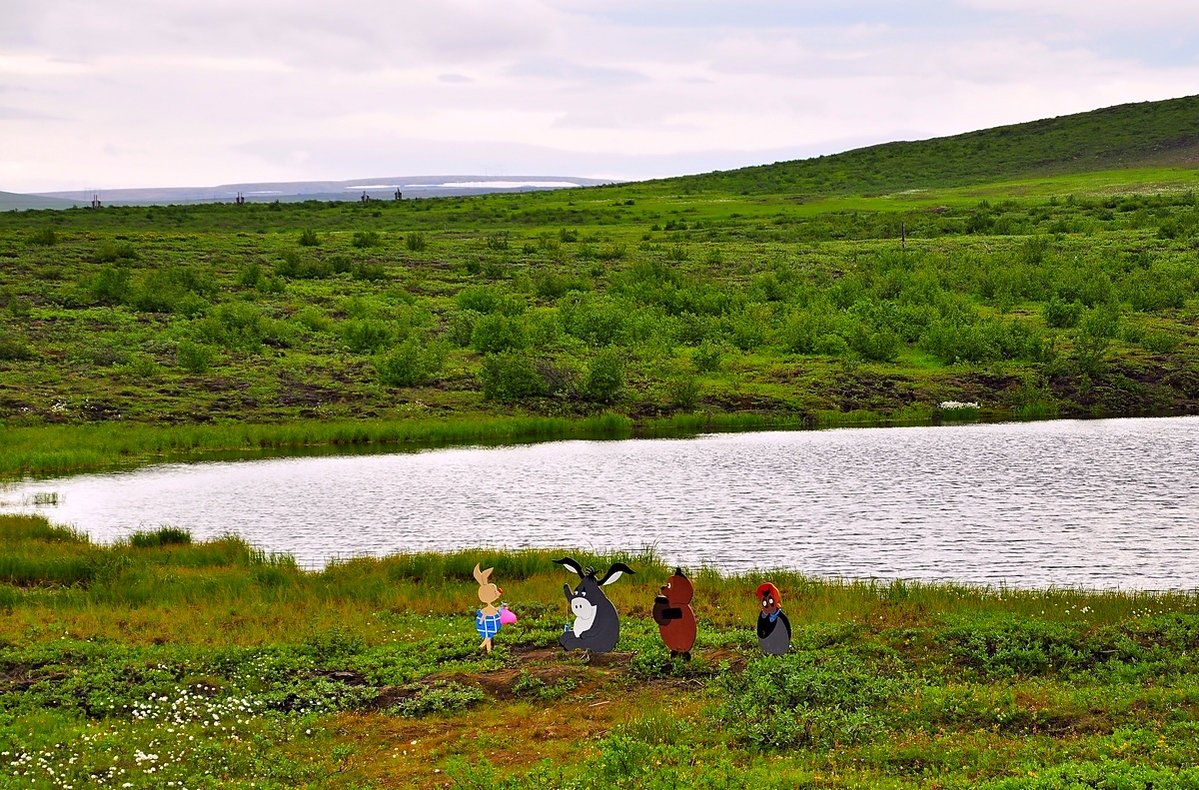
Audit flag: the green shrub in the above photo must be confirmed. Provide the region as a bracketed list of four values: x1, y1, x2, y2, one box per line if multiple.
[298, 228, 320, 246]
[1140, 329, 1181, 354]
[693, 340, 725, 372]
[131, 267, 214, 315]
[480, 352, 545, 402]
[813, 332, 851, 357]
[1043, 295, 1082, 328]
[296, 307, 331, 332]
[666, 375, 702, 410]
[175, 339, 214, 373]
[559, 292, 628, 346]
[781, 307, 844, 354]
[447, 310, 480, 347]
[28, 227, 57, 246]
[237, 262, 262, 288]
[84, 340, 129, 367]
[5, 293, 32, 318]
[351, 230, 381, 248]
[88, 265, 133, 305]
[0, 333, 34, 361]
[582, 347, 625, 403]
[374, 338, 446, 387]
[342, 320, 394, 353]
[277, 251, 333, 279]
[194, 302, 280, 351]
[848, 325, 901, 362]
[92, 241, 138, 263]
[405, 232, 427, 252]
[351, 261, 387, 281]
[457, 285, 523, 316]
[1081, 304, 1122, 339]
[533, 270, 591, 299]
[470, 313, 527, 353]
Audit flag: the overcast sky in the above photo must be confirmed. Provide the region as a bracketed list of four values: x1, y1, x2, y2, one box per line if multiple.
[2, 0, 1198, 193]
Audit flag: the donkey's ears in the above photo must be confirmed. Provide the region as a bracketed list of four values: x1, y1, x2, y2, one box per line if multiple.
[600, 562, 636, 586]
[553, 557, 584, 577]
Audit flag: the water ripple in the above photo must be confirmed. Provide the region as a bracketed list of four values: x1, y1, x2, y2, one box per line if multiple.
[3, 416, 1199, 589]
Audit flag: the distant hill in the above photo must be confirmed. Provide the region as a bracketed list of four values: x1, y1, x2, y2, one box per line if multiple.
[668, 94, 1199, 196]
[33, 175, 615, 207]
[0, 190, 83, 211]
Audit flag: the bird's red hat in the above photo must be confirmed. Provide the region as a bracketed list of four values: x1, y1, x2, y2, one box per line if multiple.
[756, 583, 781, 603]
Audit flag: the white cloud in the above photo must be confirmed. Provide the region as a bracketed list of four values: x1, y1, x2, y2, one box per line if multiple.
[1, 0, 1197, 192]
[960, 0, 1199, 30]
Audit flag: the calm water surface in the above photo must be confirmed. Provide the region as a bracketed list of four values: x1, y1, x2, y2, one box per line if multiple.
[4, 416, 1199, 589]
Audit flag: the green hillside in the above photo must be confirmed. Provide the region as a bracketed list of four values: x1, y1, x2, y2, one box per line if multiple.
[2, 95, 1199, 477]
[668, 94, 1199, 196]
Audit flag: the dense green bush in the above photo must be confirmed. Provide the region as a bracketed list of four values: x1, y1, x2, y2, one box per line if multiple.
[559, 292, 629, 346]
[0, 333, 35, 361]
[88, 265, 132, 305]
[277, 251, 333, 279]
[351, 230, 380, 248]
[374, 337, 446, 387]
[175, 339, 214, 373]
[470, 313, 528, 354]
[582, 348, 626, 403]
[92, 241, 138, 263]
[202, 303, 292, 351]
[28, 227, 57, 246]
[1043, 295, 1082, 328]
[457, 285, 524, 316]
[480, 352, 545, 402]
[341, 320, 394, 353]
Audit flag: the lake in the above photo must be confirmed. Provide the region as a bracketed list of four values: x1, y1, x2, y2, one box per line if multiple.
[3, 416, 1198, 589]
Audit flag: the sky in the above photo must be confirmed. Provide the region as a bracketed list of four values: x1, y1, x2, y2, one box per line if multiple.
[2, 0, 1198, 193]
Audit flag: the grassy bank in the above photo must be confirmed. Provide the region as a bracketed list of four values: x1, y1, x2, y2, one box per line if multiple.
[0, 407, 997, 480]
[3, 514, 1199, 788]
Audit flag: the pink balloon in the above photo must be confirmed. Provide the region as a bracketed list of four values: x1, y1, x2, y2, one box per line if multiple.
[499, 605, 518, 625]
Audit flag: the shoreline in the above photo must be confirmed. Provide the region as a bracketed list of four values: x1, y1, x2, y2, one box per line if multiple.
[4, 403, 1196, 482]
[4, 517, 1199, 787]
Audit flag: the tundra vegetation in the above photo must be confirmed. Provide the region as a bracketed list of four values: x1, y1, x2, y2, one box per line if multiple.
[2, 95, 1199, 478]
[2, 516, 1199, 788]
[3, 95, 1199, 786]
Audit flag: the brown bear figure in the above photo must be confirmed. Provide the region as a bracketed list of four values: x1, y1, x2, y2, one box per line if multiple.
[652, 568, 697, 661]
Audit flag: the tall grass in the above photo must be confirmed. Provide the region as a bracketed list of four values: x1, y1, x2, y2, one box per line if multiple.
[5, 513, 1195, 632]
[0, 414, 637, 480]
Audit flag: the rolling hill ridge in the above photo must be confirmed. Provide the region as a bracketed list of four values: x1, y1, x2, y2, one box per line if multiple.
[670, 94, 1199, 196]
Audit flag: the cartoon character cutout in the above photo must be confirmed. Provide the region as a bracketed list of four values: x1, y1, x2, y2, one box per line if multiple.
[756, 582, 791, 655]
[473, 564, 515, 653]
[652, 568, 697, 660]
[554, 557, 634, 654]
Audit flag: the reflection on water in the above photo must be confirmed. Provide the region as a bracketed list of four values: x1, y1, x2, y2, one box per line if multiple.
[3, 416, 1199, 589]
